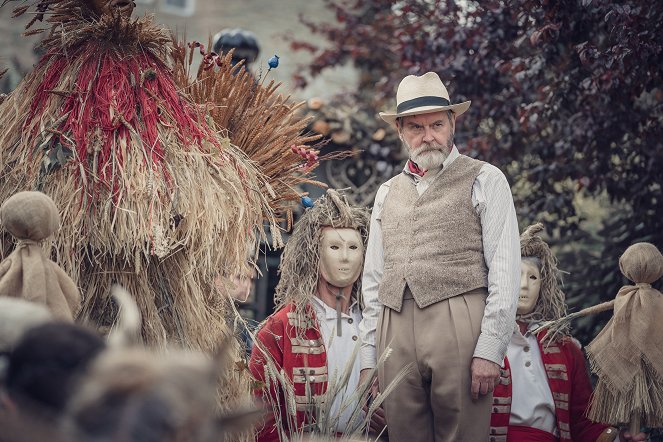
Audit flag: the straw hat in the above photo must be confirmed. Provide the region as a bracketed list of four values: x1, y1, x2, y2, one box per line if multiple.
[379, 72, 471, 126]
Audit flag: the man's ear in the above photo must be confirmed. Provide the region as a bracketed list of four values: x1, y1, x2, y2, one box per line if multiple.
[395, 120, 404, 141]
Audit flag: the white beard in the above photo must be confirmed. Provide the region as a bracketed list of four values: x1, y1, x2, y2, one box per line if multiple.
[403, 130, 454, 171]
[411, 147, 449, 170]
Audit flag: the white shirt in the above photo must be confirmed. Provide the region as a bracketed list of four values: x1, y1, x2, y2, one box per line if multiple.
[358, 146, 520, 369]
[312, 297, 364, 434]
[507, 325, 621, 441]
[507, 324, 558, 435]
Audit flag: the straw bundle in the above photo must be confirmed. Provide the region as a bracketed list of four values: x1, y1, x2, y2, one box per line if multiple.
[171, 40, 340, 229]
[0, 4, 270, 355]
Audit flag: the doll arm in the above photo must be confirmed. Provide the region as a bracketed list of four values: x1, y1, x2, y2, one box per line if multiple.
[532, 300, 615, 343]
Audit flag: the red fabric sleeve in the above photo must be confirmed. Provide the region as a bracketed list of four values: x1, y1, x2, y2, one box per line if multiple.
[565, 340, 610, 441]
[249, 315, 286, 442]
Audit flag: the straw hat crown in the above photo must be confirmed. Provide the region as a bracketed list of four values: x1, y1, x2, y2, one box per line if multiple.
[380, 72, 471, 125]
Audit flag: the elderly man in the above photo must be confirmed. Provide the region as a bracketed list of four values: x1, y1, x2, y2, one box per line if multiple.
[358, 72, 520, 441]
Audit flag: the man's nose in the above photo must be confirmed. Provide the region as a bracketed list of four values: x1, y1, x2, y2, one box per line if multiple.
[520, 274, 528, 289]
[422, 126, 434, 142]
[341, 247, 349, 261]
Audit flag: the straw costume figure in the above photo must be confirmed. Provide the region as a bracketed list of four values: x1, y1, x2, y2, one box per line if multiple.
[249, 189, 391, 441]
[0, 0, 326, 343]
[0, 191, 80, 321]
[538, 242, 663, 435]
[491, 223, 619, 441]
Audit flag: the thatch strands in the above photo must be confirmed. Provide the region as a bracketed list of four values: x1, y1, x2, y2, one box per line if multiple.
[3, 0, 172, 53]
[0, 14, 272, 356]
[273, 189, 370, 320]
[171, 39, 338, 225]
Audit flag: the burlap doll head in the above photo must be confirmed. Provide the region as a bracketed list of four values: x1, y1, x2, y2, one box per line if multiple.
[0, 191, 80, 321]
[274, 189, 370, 319]
[518, 223, 568, 333]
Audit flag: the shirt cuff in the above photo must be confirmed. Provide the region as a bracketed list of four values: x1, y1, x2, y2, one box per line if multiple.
[360, 344, 377, 371]
[473, 333, 509, 366]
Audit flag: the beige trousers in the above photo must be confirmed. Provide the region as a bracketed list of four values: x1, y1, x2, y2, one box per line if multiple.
[377, 288, 491, 442]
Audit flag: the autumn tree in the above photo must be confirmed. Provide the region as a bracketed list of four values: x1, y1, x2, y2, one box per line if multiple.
[292, 0, 663, 341]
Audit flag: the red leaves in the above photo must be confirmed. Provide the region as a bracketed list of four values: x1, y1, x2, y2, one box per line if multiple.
[290, 144, 319, 170]
[529, 22, 562, 46]
[289, 41, 318, 53]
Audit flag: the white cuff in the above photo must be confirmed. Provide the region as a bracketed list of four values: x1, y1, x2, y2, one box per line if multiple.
[360, 344, 377, 371]
[473, 333, 509, 365]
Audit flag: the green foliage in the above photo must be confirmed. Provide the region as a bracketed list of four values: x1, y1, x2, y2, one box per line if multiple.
[291, 0, 663, 341]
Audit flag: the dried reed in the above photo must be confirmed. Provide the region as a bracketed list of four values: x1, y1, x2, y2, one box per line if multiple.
[170, 39, 346, 227]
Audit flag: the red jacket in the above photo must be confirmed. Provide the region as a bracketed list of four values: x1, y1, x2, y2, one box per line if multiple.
[249, 304, 328, 442]
[490, 332, 609, 442]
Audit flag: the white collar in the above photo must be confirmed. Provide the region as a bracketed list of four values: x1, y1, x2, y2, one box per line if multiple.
[311, 296, 358, 320]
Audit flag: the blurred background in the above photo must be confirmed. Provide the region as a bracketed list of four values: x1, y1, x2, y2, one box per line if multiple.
[2, 0, 662, 346]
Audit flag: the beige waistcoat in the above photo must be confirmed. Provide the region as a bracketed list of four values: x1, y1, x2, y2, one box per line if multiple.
[378, 154, 488, 312]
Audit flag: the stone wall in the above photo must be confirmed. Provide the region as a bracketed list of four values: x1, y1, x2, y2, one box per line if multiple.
[0, 0, 357, 98]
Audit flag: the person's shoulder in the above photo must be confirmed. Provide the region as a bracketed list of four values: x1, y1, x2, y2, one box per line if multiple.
[269, 304, 298, 323]
[380, 173, 402, 190]
[374, 173, 402, 203]
[258, 305, 294, 332]
[474, 161, 512, 189]
[558, 336, 583, 351]
[476, 161, 506, 178]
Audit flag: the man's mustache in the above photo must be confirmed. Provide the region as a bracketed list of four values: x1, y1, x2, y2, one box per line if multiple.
[414, 144, 446, 153]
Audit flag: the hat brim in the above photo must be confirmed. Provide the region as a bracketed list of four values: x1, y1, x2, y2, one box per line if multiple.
[379, 101, 471, 126]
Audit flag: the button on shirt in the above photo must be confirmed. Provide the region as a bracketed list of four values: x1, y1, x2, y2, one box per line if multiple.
[359, 146, 520, 369]
[312, 297, 364, 434]
[507, 324, 557, 435]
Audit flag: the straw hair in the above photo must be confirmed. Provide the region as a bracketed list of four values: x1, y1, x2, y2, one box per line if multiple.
[518, 223, 568, 337]
[273, 189, 370, 319]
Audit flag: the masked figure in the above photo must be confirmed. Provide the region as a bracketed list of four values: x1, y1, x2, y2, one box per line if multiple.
[249, 189, 379, 441]
[490, 223, 625, 442]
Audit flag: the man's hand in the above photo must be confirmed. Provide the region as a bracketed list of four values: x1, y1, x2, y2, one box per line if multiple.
[470, 357, 500, 400]
[359, 368, 387, 435]
[359, 368, 379, 401]
[367, 403, 387, 436]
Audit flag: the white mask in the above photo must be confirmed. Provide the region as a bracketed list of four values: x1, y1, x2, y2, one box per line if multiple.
[319, 227, 364, 289]
[518, 259, 542, 315]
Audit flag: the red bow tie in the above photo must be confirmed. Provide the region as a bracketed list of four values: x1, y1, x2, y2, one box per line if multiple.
[407, 160, 426, 177]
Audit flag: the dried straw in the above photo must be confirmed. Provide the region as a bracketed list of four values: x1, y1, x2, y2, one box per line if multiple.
[273, 189, 370, 320]
[0, 4, 270, 366]
[518, 223, 569, 341]
[170, 39, 349, 226]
